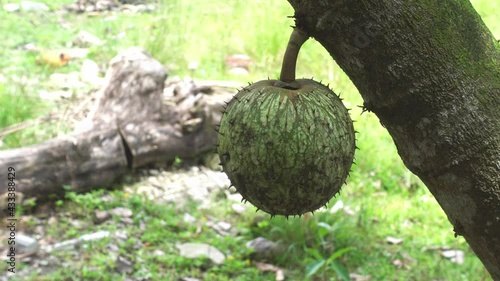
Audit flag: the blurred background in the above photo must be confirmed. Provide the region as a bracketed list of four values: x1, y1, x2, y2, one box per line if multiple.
[0, 0, 498, 280]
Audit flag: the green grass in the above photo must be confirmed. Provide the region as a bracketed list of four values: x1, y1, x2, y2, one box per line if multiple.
[0, 0, 498, 280]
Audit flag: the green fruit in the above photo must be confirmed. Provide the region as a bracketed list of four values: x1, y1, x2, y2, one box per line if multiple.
[217, 78, 355, 216]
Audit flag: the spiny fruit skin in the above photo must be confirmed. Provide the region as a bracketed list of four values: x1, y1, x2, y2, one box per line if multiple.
[217, 79, 355, 216]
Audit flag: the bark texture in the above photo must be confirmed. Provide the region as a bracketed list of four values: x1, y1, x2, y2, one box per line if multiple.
[286, 0, 500, 278]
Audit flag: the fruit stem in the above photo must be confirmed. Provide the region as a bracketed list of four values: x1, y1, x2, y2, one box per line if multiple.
[279, 28, 309, 83]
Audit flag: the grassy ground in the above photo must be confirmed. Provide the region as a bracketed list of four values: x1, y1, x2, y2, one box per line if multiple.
[0, 0, 498, 280]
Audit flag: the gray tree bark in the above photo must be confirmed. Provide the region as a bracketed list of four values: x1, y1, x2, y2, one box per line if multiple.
[286, 0, 500, 279]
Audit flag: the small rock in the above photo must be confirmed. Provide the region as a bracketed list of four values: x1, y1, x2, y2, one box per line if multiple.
[48, 72, 86, 90]
[330, 200, 344, 213]
[47, 216, 57, 225]
[100, 194, 115, 202]
[350, 273, 372, 281]
[228, 67, 249, 76]
[231, 203, 247, 214]
[34, 225, 45, 237]
[109, 207, 133, 218]
[343, 205, 356, 215]
[208, 221, 233, 236]
[73, 30, 103, 47]
[116, 256, 133, 274]
[121, 217, 134, 224]
[217, 221, 231, 231]
[70, 219, 86, 229]
[179, 278, 202, 281]
[39, 90, 73, 100]
[16, 234, 39, 254]
[79, 231, 111, 242]
[186, 184, 209, 202]
[20, 1, 49, 12]
[114, 231, 128, 241]
[392, 259, 404, 269]
[441, 249, 465, 264]
[94, 210, 110, 224]
[384, 236, 403, 245]
[16, 42, 38, 51]
[80, 59, 103, 87]
[183, 213, 196, 224]
[50, 238, 78, 251]
[176, 243, 225, 264]
[202, 153, 221, 171]
[188, 61, 198, 71]
[225, 191, 243, 202]
[44, 231, 110, 251]
[63, 48, 90, 59]
[246, 237, 282, 261]
[153, 249, 165, 256]
[225, 54, 251, 69]
[148, 169, 160, 176]
[225, 54, 251, 76]
[108, 243, 120, 252]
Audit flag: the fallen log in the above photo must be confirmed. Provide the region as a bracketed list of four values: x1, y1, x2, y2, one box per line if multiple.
[0, 47, 232, 203]
[0, 129, 127, 198]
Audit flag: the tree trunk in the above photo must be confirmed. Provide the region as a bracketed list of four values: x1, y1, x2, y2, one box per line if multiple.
[286, 0, 500, 279]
